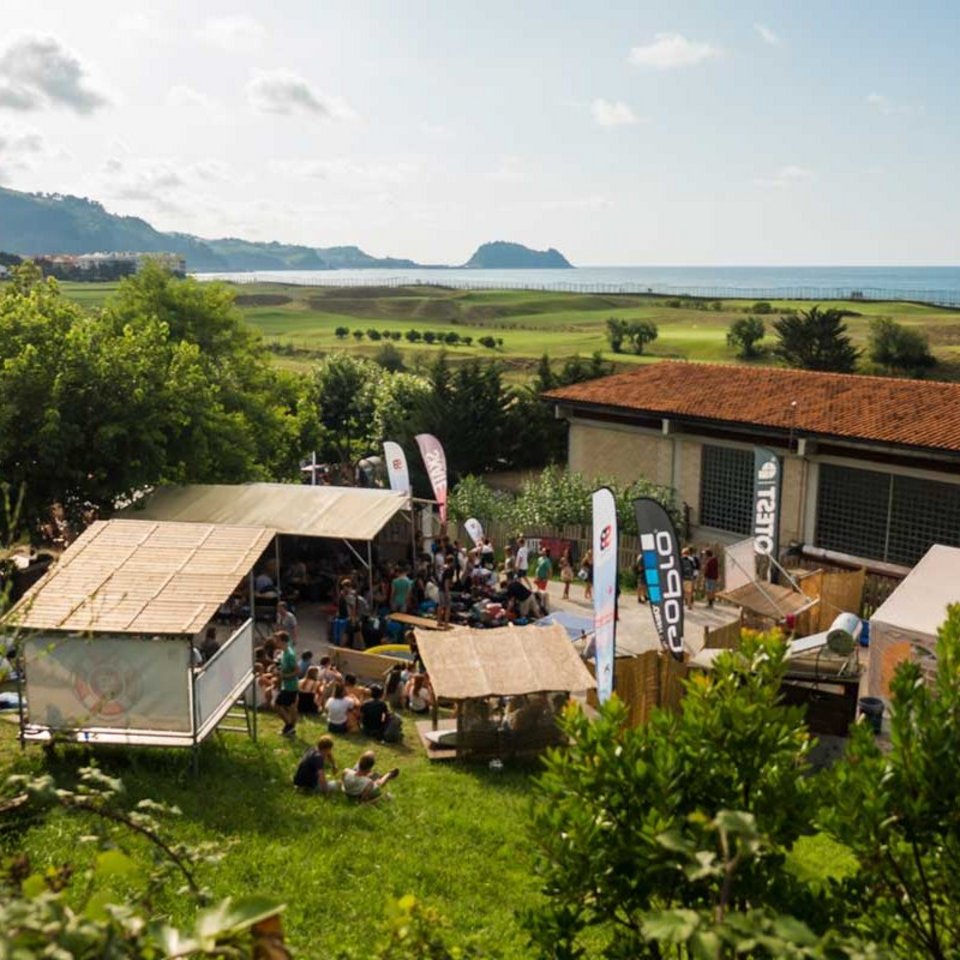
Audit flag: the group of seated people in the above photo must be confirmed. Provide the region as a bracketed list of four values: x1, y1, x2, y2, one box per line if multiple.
[254, 633, 435, 740]
[293, 736, 400, 802]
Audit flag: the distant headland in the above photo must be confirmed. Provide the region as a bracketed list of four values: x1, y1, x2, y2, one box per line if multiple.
[0, 186, 573, 273]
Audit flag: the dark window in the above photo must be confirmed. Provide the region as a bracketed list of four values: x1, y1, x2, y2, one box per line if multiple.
[699, 445, 753, 535]
[816, 463, 960, 566]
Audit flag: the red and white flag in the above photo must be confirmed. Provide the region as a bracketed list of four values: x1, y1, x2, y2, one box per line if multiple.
[415, 434, 448, 524]
[383, 442, 411, 495]
[592, 487, 618, 704]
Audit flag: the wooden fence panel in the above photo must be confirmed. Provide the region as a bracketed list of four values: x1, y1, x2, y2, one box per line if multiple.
[703, 617, 743, 651]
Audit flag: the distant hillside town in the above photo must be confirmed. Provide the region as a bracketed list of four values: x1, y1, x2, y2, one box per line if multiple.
[0, 251, 186, 281]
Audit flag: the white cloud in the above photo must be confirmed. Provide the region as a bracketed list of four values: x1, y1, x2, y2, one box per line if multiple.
[487, 155, 528, 182]
[754, 24, 781, 46]
[540, 195, 614, 211]
[756, 164, 815, 188]
[270, 157, 425, 188]
[166, 84, 216, 110]
[591, 98, 639, 127]
[196, 16, 266, 53]
[0, 35, 109, 114]
[246, 69, 355, 118]
[628, 33, 721, 69]
[0, 121, 45, 180]
[866, 92, 923, 116]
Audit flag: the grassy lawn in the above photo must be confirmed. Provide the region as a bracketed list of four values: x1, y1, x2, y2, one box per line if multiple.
[0, 717, 540, 957]
[59, 281, 960, 379]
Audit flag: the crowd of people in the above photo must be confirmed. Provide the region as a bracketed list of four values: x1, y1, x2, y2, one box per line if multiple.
[635, 545, 721, 609]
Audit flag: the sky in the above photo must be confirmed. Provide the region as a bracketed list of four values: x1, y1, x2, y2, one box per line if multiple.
[0, 0, 957, 266]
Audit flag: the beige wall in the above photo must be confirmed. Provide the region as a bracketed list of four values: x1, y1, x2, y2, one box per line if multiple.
[568, 419, 672, 487]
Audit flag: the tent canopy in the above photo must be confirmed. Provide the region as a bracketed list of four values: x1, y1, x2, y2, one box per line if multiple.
[416, 623, 596, 700]
[125, 483, 408, 541]
[871, 544, 960, 640]
[3, 519, 274, 636]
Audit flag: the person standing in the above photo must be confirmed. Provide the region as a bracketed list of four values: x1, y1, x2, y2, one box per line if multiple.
[559, 550, 573, 600]
[581, 548, 594, 601]
[680, 548, 696, 610]
[480, 536, 495, 570]
[275, 601, 298, 643]
[703, 548, 720, 607]
[635, 553, 648, 604]
[534, 547, 553, 593]
[275, 631, 300, 737]
[390, 564, 413, 613]
[515, 537, 530, 586]
[437, 555, 455, 627]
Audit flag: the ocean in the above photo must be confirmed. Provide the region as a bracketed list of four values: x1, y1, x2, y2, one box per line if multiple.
[196, 265, 960, 307]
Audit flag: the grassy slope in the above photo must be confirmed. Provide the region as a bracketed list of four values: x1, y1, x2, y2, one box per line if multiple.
[59, 282, 960, 379]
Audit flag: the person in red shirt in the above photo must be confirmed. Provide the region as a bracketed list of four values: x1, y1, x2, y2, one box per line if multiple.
[703, 549, 720, 607]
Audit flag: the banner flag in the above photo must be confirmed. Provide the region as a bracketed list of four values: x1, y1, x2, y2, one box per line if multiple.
[464, 517, 484, 546]
[753, 447, 781, 567]
[591, 487, 618, 703]
[414, 433, 449, 524]
[634, 497, 684, 661]
[383, 441, 411, 495]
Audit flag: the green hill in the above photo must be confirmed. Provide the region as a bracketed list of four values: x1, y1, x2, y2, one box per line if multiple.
[464, 241, 572, 268]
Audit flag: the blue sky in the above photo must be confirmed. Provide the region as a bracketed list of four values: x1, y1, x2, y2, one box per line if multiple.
[0, 0, 956, 265]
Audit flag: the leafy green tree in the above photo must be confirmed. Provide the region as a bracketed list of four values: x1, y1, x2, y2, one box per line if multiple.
[404, 329, 421, 342]
[423, 331, 437, 344]
[374, 342, 406, 372]
[752, 301, 773, 315]
[443, 331, 461, 345]
[606, 317, 629, 353]
[825, 605, 960, 960]
[389, 331, 403, 341]
[335, 326, 349, 339]
[867, 317, 936, 377]
[479, 335, 497, 349]
[367, 328, 382, 341]
[352, 329, 364, 340]
[774, 306, 860, 372]
[627, 319, 658, 354]
[526, 634, 821, 959]
[461, 335, 473, 347]
[727, 315, 766, 359]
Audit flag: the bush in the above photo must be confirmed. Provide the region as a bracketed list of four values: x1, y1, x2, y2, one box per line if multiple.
[404, 329, 422, 343]
[335, 326, 349, 339]
[479, 336, 497, 349]
[867, 316, 936, 376]
[727, 315, 766, 359]
[751, 301, 773, 314]
[374, 342, 406, 372]
[423, 331, 437, 344]
[366, 329, 382, 341]
[443, 331, 460, 345]
[352, 330, 364, 340]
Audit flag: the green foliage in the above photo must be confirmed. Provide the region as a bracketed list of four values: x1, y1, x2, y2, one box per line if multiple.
[605, 317, 628, 353]
[335, 326, 349, 339]
[405, 329, 422, 343]
[352, 329, 364, 340]
[752, 301, 774, 315]
[374, 342, 407, 372]
[446, 466, 677, 533]
[0, 765, 284, 957]
[423, 331, 437, 344]
[627, 318, 658, 354]
[727, 316, 766, 359]
[823, 604, 960, 959]
[367, 328, 383, 341]
[0, 262, 300, 535]
[774, 306, 860, 372]
[526, 634, 826, 959]
[479, 335, 497, 349]
[866, 317, 936, 377]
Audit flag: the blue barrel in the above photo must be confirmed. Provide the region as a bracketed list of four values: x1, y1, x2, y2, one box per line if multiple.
[858, 697, 884, 735]
[859, 619, 871, 647]
[332, 617, 350, 646]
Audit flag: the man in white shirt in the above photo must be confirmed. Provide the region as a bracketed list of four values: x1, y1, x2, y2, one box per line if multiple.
[341, 750, 400, 803]
[515, 537, 530, 586]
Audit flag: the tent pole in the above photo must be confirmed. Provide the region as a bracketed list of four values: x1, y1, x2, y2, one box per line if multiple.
[274, 536, 282, 597]
[409, 499, 417, 565]
[367, 540, 373, 610]
[16, 635, 25, 750]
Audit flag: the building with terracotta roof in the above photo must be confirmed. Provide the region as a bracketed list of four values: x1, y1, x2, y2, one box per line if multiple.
[545, 362, 960, 573]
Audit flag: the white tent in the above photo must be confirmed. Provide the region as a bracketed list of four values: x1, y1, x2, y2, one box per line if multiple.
[868, 544, 960, 699]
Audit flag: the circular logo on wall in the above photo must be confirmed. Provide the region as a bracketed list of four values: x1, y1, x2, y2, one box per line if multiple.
[72, 658, 143, 719]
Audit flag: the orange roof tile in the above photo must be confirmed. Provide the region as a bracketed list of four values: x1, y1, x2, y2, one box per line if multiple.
[544, 362, 960, 453]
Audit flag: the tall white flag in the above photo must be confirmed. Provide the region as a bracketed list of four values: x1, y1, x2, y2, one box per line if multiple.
[383, 441, 411, 495]
[592, 487, 618, 704]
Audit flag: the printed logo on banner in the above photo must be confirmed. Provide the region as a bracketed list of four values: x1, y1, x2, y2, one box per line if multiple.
[600, 524, 613, 551]
[753, 448, 780, 558]
[640, 531, 684, 656]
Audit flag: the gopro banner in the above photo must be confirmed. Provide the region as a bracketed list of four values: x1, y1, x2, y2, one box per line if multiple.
[634, 498, 684, 661]
[415, 433, 449, 524]
[753, 447, 781, 561]
[464, 517, 484, 547]
[592, 487, 618, 704]
[383, 441, 411, 495]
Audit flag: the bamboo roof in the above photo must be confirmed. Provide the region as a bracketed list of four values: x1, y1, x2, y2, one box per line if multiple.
[415, 623, 596, 700]
[3, 519, 274, 636]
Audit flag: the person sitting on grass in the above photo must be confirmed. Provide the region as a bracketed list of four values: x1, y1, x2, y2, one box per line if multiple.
[341, 750, 400, 803]
[293, 735, 339, 795]
[298, 665, 322, 716]
[324, 682, 359, 734]
[360, 684, 392, 739]
[275, 630, 299, 737]
[404, 673, 434, 715]
[384, 663, 405, 710]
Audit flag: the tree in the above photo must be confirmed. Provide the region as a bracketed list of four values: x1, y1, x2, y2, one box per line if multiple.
[366, 328, 382, 341]
[479, 336, 497, 349]
[374, 342, 406, 372]
[335, 326, 349, 339]
[461, 335, 473, 347]
[773, 306, 860, 372]
[423, 331, 437, 344]
[443, 331, 461, 345]
[526, 633, 821, 959]
[606, 317, 629, 353]
[626, 319, 658, 354]
[405, 329, 422, 342]
[352, 329, 364, 340]
[752, 301, 773, 314]
[727, 315, 766, 359]
[867, 317, 936, 376]
[825, 605, 960, 960]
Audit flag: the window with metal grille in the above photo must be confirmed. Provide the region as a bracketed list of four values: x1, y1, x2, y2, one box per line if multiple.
[816, 463, 960, 566]
[699, 445, 753, 535]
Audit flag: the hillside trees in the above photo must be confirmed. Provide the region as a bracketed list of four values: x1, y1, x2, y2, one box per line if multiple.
[867, 317, 936, 377]
[0, 263, 301, 537]
[606, 318, 658, 354]
[774, 306, 860, 372]
[727, 315, 766, 359]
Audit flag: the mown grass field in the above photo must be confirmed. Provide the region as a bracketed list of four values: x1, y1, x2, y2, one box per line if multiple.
[0, 711, 857, 956]
[60, 281, 960, 380]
